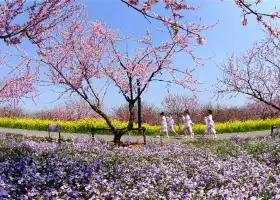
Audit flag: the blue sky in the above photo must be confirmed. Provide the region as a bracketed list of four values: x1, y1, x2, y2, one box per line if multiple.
[1, 0, 279, 111]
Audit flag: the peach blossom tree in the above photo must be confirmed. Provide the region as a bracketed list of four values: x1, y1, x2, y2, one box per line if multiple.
[38, 12, 211, 143]
[216, 35, 280, 112]
[234, 0, 280, 40]
[0, 0, 81, 104]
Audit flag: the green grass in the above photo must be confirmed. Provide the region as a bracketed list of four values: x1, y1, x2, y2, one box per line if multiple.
[184, 136, 280, 160]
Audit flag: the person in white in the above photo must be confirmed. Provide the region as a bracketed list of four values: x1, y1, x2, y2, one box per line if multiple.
[160, 112, 169, 138]
[167, 115, 178, 136]
[182, 110, 194, 139]
[202, 109, 217, 139]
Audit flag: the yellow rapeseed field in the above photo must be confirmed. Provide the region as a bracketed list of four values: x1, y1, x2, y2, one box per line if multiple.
[0, 117, 279, 135]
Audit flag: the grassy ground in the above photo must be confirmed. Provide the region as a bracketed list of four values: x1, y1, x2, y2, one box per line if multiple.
[184, 136, 280, 161]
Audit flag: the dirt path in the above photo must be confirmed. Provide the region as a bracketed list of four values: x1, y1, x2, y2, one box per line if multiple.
[0, 127, 271, 144]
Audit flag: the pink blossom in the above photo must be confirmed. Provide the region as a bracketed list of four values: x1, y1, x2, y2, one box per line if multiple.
[270, 12, 278, 19]
[196, 36, 205, 45]
[234, 0, 243, 7]
[128, 0, 139, 6]
[234, 0, 280, 42]
[141, 3, 151, 12]
[149, 0, 160, 6]
[242, 18, 248, 26]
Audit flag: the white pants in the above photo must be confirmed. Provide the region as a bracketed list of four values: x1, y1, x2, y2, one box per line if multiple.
[160, 125, 167, 132]
[183, 126, 192, 133]
[168, 126, 175, 131]
[205, 125, 216, 134]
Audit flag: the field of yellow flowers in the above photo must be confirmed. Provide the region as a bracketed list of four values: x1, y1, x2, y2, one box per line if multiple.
[0, 117, 279, 135]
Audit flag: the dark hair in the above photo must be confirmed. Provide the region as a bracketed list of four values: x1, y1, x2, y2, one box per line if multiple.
[184, 110, 189, 114]
[207, 109, 212, 114]
[160, 112, 164, 116]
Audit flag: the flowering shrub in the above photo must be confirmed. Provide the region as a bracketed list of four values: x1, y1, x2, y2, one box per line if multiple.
[2, 99, 280, 124]
[0, 133, 280, 199]
[112, 102, 160, 125]
[0, 106, 25, 118]
[30, 99, 98, 121]
[0, 117, 280, 135]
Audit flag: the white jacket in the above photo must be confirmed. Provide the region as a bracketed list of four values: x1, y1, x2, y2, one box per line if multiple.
[182, 115, 192, 127]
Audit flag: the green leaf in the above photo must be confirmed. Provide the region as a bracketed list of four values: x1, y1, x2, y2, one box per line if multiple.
[246, 4, 252, 8]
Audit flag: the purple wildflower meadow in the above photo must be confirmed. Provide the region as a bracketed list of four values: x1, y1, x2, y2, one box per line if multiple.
[0, 133, 280, 199]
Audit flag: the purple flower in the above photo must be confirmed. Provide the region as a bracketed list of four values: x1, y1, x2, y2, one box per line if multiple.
[0, 188, 8, 197]
[1, 133, 280, 199]
[231, 135, 241, 140]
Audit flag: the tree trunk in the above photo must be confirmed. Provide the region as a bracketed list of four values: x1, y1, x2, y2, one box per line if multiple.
[113, 130, 123, 145]
[112, 102, 135, 145]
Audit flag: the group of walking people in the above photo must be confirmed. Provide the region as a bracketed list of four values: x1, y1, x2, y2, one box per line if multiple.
[160, 109, 217, 139]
